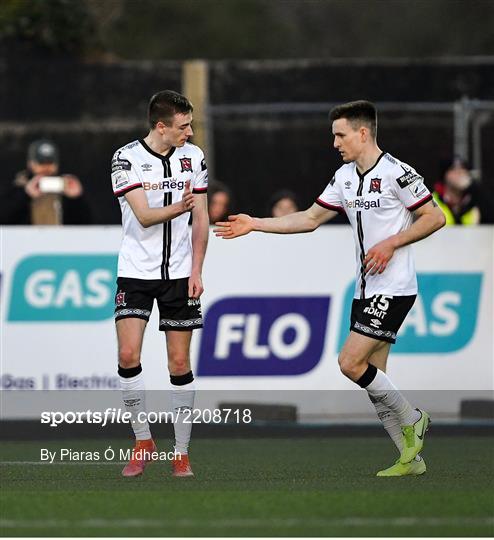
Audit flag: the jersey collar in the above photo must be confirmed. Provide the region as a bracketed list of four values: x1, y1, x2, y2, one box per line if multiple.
[356, 151, 385, 178]
[139, 139, 176, 161]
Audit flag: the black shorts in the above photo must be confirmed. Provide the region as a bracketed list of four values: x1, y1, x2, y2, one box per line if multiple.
[350, 294, 416, 344]
[114, 277, 203, 332]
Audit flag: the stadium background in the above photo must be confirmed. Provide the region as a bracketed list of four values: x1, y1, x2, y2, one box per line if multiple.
[1, 0, 494, 223]
[1, 0, 493, 537]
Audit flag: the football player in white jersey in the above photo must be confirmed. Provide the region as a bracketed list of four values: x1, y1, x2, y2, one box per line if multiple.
[214, 101, 446, 477]
[111, 90, 209, 478]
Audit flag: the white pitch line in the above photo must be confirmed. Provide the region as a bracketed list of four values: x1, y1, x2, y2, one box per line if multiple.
[0, 517, 492, 529]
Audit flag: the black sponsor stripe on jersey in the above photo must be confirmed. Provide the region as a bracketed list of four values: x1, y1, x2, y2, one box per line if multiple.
[354, 152, 385, 298]
[161, 191, 173, 280]
[160, 157, 173, 280]
[357, 214, 366, 299]
[356, 175, 366, 299]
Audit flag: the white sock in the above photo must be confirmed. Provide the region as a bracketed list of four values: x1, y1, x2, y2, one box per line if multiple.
[171, 379, 195, 455]
[364, 368, 420, 426]
[120, 370, 152, 441]
[370, 384, 422, 462]
[372, 399, 403, 452]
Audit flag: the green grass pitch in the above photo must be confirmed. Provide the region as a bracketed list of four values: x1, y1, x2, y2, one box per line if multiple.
[1, 436, 493, 537]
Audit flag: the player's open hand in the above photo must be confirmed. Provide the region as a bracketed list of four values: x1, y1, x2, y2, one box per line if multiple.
[364, 238, 396, 275]
[181, 180, 195, 213]
[214, 214, 254, 239]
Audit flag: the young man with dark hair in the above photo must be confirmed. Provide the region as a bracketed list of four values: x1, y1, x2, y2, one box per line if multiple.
[147, 90, 194, 129]
[215, 100, 446, 477]
[111, 90, 209, 478]
[329, 100, 378, 138]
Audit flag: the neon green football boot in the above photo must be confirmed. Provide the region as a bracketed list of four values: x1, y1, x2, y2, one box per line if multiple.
[400, 409, 430, 464]
[377, 456, 426, 477]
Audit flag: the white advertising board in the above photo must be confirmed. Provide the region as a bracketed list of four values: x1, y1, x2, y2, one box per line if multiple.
[1, 226, 492, 418]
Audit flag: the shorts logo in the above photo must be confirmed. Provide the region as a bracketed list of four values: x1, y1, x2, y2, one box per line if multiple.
[180, 157, 193, 172]
[115, 291, 127, 307]
[369, 177, 382, 194]
[197, 296, 331, 376]
[370, 318, 382, 328]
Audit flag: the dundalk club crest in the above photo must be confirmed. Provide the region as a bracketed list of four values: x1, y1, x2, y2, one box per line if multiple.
[180, 157, 193, 173]
[369, 177, 382, 194]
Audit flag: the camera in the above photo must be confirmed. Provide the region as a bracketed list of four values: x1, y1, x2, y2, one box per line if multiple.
[39, 176, 65, 194]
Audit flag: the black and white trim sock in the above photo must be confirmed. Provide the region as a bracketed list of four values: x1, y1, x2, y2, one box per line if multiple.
[357, 364, 420, 426]
[119, 364, 152, 441]
[171, 371, 195, 455]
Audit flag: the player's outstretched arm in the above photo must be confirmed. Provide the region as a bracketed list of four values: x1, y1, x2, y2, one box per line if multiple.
[364, 200, 446, 275]
[214, 203, 338, 239]
[125, 180, 195, 228]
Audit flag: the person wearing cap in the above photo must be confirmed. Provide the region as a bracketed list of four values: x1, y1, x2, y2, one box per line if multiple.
[433, 158, 481, 225]
[0, 139, 91, 224]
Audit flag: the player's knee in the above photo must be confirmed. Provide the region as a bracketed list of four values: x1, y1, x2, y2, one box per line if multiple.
[168, 354, 190, 376]
[338, 353, 362, 381]
[118, 346, 140, 369]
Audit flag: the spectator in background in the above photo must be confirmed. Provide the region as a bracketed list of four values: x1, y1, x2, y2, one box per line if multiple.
[269, 190, 299, 217]
[433, 158, 480, 225]
[208, 181, 232, 224]
[0, 139, 91, 225]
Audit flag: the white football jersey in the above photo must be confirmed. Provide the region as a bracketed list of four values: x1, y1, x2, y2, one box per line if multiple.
[317, 152, 432, 299]
[111, 139, 208, 280]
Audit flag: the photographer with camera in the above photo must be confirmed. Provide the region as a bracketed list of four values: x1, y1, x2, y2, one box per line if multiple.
[1, 139, 91, 225]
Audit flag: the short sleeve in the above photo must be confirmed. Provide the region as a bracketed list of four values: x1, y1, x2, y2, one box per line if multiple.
[392, 164, 432, 211]
[111, 150, 142, 197]
[315, 176, 344, 212]
[192, 150, 208, 194]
